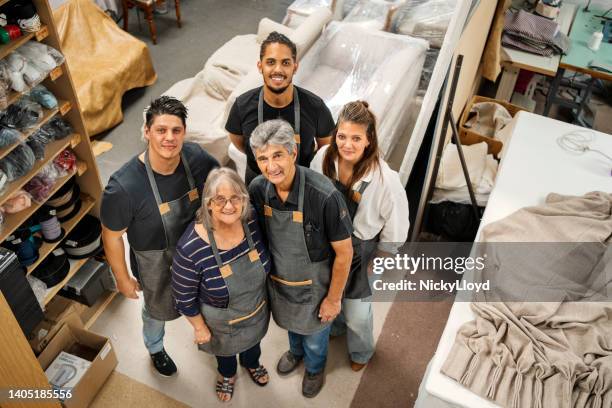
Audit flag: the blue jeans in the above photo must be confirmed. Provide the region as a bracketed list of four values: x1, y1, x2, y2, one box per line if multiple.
[288, 325, 332, 374]
[142, 307, 165, 354]
[331, 296, 374, 364]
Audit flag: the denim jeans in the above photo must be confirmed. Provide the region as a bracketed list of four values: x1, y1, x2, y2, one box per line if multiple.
[288, 325, 332, 374]
[142, 307, 165, 354]
[331, 296, 374, 364]
[216, 342, 261, 377]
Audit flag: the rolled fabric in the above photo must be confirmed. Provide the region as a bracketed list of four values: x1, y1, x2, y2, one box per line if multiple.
[31, 248, 69, 287]
[0, 143, 36, 181]
[28, 85, 57, 109]
[0, 126, 21, 148]
[0, 27, 9, 44]
[1, 189, 32, 213]
[53, 149, 76, 173]
[3, 227, 39, 267]
[24, 174, 55, 202]
[4, 24, 21, 40]
[36, 205, 64, 243]
[62, 214, 102, 259]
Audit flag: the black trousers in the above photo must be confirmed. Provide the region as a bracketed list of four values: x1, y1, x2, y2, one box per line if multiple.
[216, 342, 261, 377]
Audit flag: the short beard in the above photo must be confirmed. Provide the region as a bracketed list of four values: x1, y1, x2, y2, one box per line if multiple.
[265, 82, 290, 95]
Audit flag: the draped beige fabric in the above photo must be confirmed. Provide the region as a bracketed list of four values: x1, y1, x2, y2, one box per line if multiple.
[54, 0, 157, 136]
[442, 192, 612, 408]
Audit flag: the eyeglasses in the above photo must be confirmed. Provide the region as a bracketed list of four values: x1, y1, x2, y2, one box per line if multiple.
[210, 195, 243, 208]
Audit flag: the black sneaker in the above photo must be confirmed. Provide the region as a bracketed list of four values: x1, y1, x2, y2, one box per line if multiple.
[150, 348, 177, 377]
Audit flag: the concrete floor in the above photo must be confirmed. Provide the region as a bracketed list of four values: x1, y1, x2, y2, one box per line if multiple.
[90, 1, 395, 407]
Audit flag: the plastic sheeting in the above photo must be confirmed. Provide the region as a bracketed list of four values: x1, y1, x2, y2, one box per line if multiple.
[343, 0, 406, 31]
[53, 0, 156, 136]
[295, 22, 427, 158]
[283, 0, 334, 28]
[392, 0, 457, 48]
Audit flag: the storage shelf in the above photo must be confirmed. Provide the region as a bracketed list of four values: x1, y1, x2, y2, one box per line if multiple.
[43, 257, 89, 306]
[0, 104, 64, 161]
[5, 65, 64, 111]
[26, 193, 94, 275]
[0, 134, 74, 208]
[0, 25, 49, 61]
[0, 168, 78, 244]
[81, 290, 118, 329]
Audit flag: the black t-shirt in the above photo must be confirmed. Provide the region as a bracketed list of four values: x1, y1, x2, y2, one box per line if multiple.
[225, 86, 335, 174]
[100, 142, 219, 277]
[248, 166, 352, 262]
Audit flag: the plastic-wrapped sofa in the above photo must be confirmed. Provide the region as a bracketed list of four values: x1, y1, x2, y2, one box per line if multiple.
[54, 0, 157, 136]
[163, 8, 332, 163]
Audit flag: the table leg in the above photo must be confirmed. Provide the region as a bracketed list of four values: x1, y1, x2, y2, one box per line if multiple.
[544, 68, 564, 117]
[495, 65, 520, 101]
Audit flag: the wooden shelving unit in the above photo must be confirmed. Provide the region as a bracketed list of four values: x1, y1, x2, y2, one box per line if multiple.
[26, 193, 94, 275]
[0, 1, 110, 405]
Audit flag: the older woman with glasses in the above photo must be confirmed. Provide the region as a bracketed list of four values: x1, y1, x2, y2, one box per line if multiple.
[171, 167, 271, 402]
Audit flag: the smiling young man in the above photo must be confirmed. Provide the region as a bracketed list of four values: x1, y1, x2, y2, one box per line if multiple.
[101, 96, 218, 377]
[248, 119, 353, 398]
[225, 31, 335, 185]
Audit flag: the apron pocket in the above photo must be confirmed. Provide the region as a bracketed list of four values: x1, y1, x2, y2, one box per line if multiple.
[270, 275, 313, 304]
[229, 300, 267, 329]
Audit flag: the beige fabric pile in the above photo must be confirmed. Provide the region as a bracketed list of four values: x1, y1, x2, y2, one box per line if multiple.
[442, 192, 612, 408]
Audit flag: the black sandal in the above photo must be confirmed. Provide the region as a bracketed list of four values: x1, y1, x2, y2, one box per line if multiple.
[215, 377, 235, 402]
[246, 365, 269, 387]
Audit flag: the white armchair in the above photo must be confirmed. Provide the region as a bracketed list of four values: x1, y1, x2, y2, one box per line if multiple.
[163, 8, 332, 164]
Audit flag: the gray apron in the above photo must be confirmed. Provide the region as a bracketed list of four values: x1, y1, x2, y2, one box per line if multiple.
[198, 220, 270, 357]
[133, 150, 200, 321]
[333, 179, 377, 299]
[258, 86, 302, 162]
[264, 166, 332, 335]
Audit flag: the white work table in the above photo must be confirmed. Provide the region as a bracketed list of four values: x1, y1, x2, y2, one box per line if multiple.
[421, 111, 612, 408]
[495, 3, 576, 101]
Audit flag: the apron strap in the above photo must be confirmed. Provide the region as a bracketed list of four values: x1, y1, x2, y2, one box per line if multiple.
[297, 166, 305, 213]
[205, 221, 255, 268]
[258, 87, 300, 159]
[242, 219, 256, 251]
[352, 180, 370, 204]
[144, 149, 194, 206]
[204, 225, 225, 268]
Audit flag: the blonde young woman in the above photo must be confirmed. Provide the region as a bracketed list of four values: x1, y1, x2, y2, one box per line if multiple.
[171, 168, 271, 402]
[310, 101, 409, 370]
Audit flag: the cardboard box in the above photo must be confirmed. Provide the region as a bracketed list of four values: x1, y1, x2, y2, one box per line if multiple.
[29, 297, 83, 355]
[38, 323, 117, 408]
[459, 95, 525, 157]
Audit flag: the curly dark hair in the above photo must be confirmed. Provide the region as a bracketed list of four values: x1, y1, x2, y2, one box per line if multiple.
[145, 96, 188, 128]
[260, 31, 297, 61]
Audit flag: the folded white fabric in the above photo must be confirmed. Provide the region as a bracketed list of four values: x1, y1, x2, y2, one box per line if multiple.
[435, 142, 488, 190]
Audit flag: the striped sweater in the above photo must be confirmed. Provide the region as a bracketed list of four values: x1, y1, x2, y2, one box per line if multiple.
[171, 216, 270, 316]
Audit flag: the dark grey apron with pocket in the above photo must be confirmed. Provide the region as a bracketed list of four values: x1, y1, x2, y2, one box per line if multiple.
[264, 166, 332, 335]
[133, 150, 200, 321]
[198, 220, 270, 357]
[333, 179, 377, 299]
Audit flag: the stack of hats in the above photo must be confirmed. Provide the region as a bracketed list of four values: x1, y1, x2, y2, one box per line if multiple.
[46, 176, 81, 222]
[62, 214, 102, 259]
[31, 247, 69, 287]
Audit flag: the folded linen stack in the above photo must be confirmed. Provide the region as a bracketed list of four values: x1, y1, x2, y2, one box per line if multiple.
[502, 9, 569, 56]
[432, 141, 498, 206]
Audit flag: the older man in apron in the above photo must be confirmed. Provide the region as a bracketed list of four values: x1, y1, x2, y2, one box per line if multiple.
[101, 96, 218, 376]
[248, 119, 353, 398]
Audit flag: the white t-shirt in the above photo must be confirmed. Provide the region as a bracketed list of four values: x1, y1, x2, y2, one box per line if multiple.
[310, 145, 409, 253]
